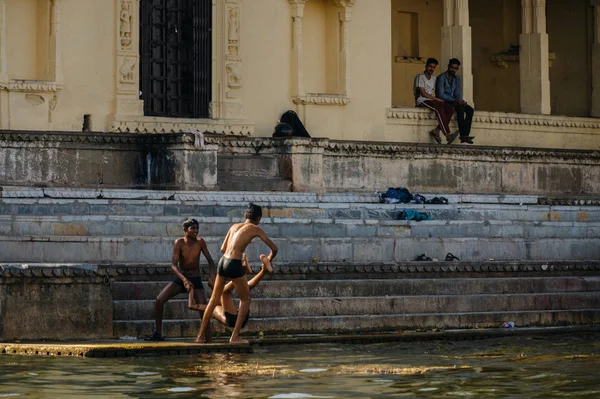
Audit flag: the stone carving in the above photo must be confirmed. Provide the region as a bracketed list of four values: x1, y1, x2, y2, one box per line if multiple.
[120, 1, 132, 49]
[226, 63, 242, 88]
[294, 94, 350, 106]
[109, 118, 253, 135]
[4, 260, 596, 279]
[227, 7, 240, 57]
[0, 80, 64, 92]
[119, 57, 136, 83]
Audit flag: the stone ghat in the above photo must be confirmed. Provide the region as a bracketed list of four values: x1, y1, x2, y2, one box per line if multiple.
[1, 263, 600, 341]
[1, 190, 599, 263]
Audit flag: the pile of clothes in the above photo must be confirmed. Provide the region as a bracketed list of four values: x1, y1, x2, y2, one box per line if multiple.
[378, 187, 448, 205]
[377, 187, 449, 221]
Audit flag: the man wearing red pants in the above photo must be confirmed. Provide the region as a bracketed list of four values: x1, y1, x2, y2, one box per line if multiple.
[413, 58, 459, 145]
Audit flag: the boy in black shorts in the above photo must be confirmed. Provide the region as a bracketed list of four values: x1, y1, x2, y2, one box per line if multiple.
[187, 253, 272, 329]
[146, 218, 216, 341]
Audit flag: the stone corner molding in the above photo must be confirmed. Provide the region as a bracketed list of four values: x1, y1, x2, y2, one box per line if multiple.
[108, 115, 254, 136]
[490, 52, 556, 69]
[0, 80, 64, 93]
[293, 94, 350, 106]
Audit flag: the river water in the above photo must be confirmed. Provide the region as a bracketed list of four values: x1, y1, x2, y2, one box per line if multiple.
[1, 334, 599, 398]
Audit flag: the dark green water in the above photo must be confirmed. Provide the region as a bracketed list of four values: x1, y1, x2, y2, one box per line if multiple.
[1, 334, 599, 398]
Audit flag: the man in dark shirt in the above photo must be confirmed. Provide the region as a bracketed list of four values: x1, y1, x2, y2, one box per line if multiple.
[435, 58, 475, 144]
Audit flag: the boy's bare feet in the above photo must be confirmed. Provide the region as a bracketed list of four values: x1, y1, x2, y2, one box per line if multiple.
[260, 254, 273, 273]
[229, 337, 249, 344]
[242, 253, 253, 275]
[194, 335, 206, 344]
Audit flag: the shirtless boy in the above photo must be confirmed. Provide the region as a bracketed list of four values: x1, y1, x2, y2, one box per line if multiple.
[146, 218, 216, 341]
[195, 203, 278, 344]
[187, 253, 272, 330]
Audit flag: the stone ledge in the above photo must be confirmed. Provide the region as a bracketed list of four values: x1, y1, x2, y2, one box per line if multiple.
[2, 261, 600, 279]
[387, 107, 600, 131]
[108, 115, 254, 135]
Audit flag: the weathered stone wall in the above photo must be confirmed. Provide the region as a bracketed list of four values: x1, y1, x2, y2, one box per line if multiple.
[0, 266, 112, 341]
[206, 136, 600, 195]
[0, 131, 217, 190]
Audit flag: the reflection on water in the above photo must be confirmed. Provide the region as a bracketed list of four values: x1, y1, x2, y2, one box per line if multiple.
[1, 334, 599, 398]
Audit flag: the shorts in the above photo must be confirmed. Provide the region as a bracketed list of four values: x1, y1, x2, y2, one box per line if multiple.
[225, 311, 249, 329]
[173, 276, 204, 291]
[217, 256, 245, 279]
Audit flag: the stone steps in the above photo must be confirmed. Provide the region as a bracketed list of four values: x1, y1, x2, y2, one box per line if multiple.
[112, 309, 600, 337]
[2, 198, 599, 223]
[111, 277, 600, 300]
[1, 235, 598, 262]
[3, 215, 600, 238]
[112, 292, 600, 320]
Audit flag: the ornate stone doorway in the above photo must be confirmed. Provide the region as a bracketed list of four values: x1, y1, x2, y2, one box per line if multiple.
[139, 0, 212, 118]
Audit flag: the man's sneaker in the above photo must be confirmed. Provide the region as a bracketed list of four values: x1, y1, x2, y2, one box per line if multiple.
[144, 331, 165, 342]
[445, 130, 459, 145]
[460, 136, 475, 144]
[429, 129, 442, 144]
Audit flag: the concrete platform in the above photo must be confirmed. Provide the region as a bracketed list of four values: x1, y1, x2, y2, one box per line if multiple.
[2, 325, 599, 358]
[0, 340, 252, 358]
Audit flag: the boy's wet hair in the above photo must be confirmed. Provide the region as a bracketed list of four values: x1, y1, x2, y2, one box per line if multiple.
[426, 57, 438, 66]
[182, 218, 199, 231]
[245, 203, 262, 220]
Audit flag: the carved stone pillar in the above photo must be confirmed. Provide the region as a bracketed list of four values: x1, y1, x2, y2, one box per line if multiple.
[289, 0, 307, 99]
[592, 5, 600, 117]
[0, 0, 8, 129]
[115, 0, 143, 116]
[210, 0, 245, 120]
[49, 0, 63, 84]
[441, 0, 473, 105]
[519, 0, 551, 115]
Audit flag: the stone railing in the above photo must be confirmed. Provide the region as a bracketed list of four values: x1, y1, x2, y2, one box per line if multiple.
[386, 107, 600, 150]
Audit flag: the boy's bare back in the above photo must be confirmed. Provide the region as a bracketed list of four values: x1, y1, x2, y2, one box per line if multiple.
[222, 222, 266, 260]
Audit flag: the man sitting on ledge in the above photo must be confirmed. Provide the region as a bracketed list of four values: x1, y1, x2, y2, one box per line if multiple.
[436, 58, 475, 145]
[413, 57, 459, 145]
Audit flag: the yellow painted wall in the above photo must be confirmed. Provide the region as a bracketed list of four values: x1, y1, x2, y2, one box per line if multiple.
[471, 0, 520, 113]
[244, 0, 391, 140]
[547, 0, 591, 117]
[303, 0, 328, 94]
[391, 0, 443, 107]
[6, 0, 38, 80]
[50, 0, 115, 131]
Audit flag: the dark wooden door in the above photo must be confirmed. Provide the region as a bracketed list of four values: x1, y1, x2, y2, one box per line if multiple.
[140, 0, 212, 118]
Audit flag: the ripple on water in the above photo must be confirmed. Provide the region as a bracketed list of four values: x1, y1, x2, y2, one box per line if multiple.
[0, 395, 21, 397]
[166, 387, 196, 393]
[299, 368, 328, 373]
[127, 372, 160, 376]
[268, 395, 335, 399]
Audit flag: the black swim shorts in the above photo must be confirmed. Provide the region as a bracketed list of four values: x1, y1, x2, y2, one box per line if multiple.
[217, 256, 245, 279]
[173, 275, 204, 291]
[225, 311, 250, 329]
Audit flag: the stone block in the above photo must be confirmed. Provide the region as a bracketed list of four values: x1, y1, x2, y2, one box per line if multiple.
[51, 223, 89, 236]
[314, 224, 345, 238]
[0, 279, 113, 340]
[352, 238, 395, 262]
[279, 224, 314, 238]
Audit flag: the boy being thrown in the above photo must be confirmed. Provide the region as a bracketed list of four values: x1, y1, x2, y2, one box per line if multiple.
[188, 253, 272, 330]
[195, 203, 278, 344]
